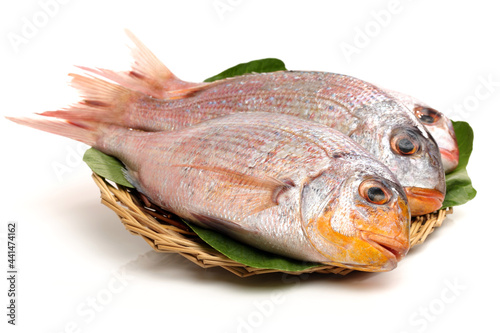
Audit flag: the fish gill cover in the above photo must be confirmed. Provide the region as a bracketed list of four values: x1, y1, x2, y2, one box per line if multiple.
[82, 58, 475, 270]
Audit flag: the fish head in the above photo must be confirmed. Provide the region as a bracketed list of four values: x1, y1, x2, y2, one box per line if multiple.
[352, 101, 446, 216]
[301, 162, 410, 272]
[382, 89, 459, 174]
[413, 105, 459, 173]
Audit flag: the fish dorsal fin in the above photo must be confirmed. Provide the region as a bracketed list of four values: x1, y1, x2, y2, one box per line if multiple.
[170, 164, 294, 218]
[77, 30, 208, 100]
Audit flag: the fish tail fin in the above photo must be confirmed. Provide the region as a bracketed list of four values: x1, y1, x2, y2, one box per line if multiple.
[6, 115, 100, 147]
[77, 29, 207, 99]
[39, 73, 135, 127]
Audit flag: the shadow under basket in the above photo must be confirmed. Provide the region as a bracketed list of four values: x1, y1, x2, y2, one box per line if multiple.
[92, 172, 453, 278]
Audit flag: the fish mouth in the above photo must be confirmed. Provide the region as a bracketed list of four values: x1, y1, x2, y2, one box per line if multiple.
[404, 187, 445, 216]
[361, 232, 409, 271]
[440, 148, 459, 173]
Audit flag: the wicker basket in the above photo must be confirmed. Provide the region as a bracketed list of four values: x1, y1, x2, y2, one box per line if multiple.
[92, 172, 452, 277]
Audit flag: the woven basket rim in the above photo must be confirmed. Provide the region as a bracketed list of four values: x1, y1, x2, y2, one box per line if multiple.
[91, 172, 452, 277]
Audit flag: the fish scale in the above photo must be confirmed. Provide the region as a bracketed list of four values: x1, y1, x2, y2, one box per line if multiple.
[158, 120, 332, 178]
[129, 72, 385, 133]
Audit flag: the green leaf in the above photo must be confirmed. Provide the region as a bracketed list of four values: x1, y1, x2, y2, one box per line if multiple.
[451, 120, 474, 169]
[185, 221, 321, 272]
[83, 148, 134, 188]
[203, 58, 287, 82]
[442, 121, 476, 207]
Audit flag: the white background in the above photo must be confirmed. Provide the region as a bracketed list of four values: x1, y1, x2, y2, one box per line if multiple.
[1, 1, 498, 332]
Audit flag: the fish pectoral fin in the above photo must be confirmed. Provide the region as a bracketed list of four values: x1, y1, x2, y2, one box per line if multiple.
[170, 164, 294, 217]
[191, 212, 252, 235]
[78, 30, 208, 100]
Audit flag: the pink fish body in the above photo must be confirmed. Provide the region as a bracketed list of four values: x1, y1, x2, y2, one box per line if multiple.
[8, 112, 410, 272]
[43, 31, 445, 216]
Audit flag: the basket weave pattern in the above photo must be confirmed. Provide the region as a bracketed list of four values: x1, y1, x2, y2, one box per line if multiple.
[92, 173, 452, 277]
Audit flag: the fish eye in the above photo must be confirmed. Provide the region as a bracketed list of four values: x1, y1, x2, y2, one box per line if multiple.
[397, 138, 415, 154]
[359, 179, 391, 205]
[390, 130, 420, 156]
[414, 106, 441, 125]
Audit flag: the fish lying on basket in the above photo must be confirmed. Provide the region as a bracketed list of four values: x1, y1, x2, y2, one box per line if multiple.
[381, 88, 459, 173]
[43, 31, 445, 216]
[7, 112, 410, 272]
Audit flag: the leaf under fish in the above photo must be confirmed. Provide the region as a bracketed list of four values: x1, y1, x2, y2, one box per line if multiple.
[442, 121, 476, 208]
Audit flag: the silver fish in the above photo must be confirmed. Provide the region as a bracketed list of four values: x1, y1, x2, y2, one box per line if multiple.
[8, 112, 410, 272]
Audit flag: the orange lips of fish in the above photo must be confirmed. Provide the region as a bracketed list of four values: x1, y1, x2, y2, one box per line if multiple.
[404, 187, 445, 216]
[310, 185, 410, 272]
